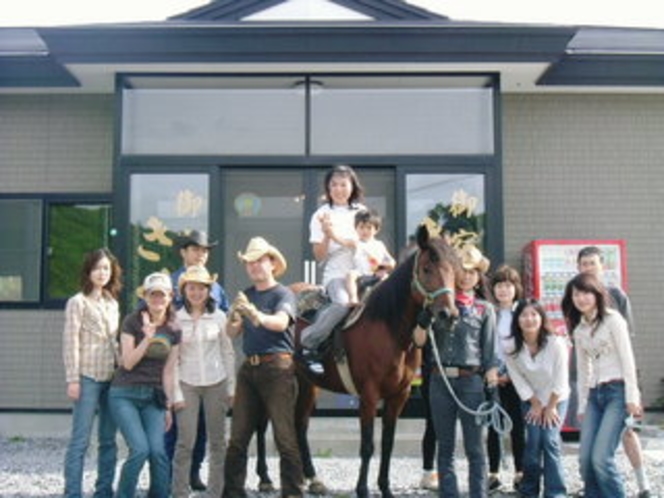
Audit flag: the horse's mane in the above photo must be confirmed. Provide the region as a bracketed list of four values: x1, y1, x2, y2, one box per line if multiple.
[362, 252, 416, 334]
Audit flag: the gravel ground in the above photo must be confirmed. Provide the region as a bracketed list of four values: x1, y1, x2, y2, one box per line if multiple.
[2, 430, 664, 498]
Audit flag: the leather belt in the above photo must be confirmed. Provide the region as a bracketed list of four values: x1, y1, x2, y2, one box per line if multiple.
[246, 352, 292, 366]
[432, 366, 480, 378]
[597, 378, 624, 387]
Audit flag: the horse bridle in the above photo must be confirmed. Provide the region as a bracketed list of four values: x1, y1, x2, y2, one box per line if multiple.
[411, 249, 453, 307]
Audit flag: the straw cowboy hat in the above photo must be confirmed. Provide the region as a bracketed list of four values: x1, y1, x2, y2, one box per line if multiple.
[176, 230, 218, 249]
[457, 245, 490, 274]
[237, 237, 287, 277]
[177, 265, 217, 293]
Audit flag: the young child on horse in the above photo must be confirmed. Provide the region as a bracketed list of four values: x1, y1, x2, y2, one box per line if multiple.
[345, 209, 396, 306]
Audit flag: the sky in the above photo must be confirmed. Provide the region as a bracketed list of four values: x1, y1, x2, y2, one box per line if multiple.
[1, 0, 664, 29]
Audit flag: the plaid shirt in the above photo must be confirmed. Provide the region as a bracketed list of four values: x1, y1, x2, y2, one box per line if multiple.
[63, 292, 120, 383]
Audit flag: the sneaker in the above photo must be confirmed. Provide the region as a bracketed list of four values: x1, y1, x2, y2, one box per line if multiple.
[420, 470, 438, 491]
[488, 475, 502, 494]
[299, 349, 324, 374]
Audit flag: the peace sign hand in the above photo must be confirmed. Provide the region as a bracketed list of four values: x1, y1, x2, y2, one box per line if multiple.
[141, 311, 157, 339]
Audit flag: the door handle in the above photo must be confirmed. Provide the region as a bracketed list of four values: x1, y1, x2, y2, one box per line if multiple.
[303, 260, 318, 284]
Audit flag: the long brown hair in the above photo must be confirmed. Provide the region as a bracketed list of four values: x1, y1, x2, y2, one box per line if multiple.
[561, 273, 610, 332]
[510, 299, 552, 357]
[80, 248, 123, 300]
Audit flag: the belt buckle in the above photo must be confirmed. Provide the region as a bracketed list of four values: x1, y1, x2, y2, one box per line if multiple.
[445, 367, 459, 378]
[248, 355, 260, 366]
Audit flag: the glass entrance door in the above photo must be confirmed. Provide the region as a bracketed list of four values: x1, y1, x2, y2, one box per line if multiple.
[222, 167, 395, 296]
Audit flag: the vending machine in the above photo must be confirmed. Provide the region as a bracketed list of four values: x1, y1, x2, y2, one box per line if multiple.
[522, 239, 628, 333]
[522, 239, 628, 434]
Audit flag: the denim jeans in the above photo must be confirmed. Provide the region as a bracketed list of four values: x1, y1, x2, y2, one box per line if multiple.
[579, 382, 627, 498]
[224, 356, 304, 498]
[109, 385, 170, 498]
[519, 399, 568, 498]
[429, 372, 487, 498]
[64, 376, 117, 498]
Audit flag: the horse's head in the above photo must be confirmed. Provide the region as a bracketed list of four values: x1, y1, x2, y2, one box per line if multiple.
[411, 223, 460, 318]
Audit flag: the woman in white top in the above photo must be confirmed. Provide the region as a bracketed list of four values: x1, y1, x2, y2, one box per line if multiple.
[63, 248, 122, 498]
[486, 265, 526, 493]
[172, 265, 236, 498]
[562, 273, 641, 498]
[505, 299, 570, 498]
[300, 164, 366, 359]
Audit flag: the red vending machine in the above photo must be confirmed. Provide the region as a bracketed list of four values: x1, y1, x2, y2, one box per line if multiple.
[522, 239, 628, 434]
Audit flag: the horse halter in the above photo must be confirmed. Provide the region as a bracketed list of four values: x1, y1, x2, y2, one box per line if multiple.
[411, 249, 453, 307]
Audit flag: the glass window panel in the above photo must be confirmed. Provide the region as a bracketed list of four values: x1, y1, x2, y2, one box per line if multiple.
[314, 168, 396, 258]
[311, 85, 494, 155]
[222, 170, 306, 292]
[405, 173, 486, 250]
[47, 203, 112, 300]
[0, 200, 42, 302]
[128, 174, 209, 306]
[122, 85, 305, 155]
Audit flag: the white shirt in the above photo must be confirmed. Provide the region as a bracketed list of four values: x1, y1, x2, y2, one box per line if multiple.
[505, 335, 570, 405]
[174, 308, 235, 403]
[574, 309, 639, 415]
[353, 238, 395, 276]
[309, 203, 365, 285]
[494, 308, 514, 365]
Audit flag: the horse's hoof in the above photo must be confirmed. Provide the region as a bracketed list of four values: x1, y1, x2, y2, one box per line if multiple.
[355, 486, 369, 498]
[258, 480, 275, 493]
[307, 477, 328, 495]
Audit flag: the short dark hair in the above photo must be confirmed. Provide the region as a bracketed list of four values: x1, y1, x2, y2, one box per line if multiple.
[323, 164, 365, 206]
[354, 209, 382, 231]
[577, 245, 604, 263]
[490, 264, 524, 302]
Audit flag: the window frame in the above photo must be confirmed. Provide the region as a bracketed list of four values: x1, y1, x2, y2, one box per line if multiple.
[0, 193, 113, 310]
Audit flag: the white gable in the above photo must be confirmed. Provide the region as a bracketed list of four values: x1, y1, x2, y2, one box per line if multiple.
[243, 0, 373, 21]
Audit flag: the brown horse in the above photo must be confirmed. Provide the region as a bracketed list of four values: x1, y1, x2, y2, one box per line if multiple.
[288, 223, 459, 498]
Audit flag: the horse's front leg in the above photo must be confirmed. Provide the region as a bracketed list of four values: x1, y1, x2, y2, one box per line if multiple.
[377, 391, 410, 498]
[356, 397, 377, 498]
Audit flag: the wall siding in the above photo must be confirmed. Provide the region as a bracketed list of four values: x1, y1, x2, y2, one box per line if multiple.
[503, 93, 664, 406]
[1, 93, 664, 408]
[0, 94, 114, 194]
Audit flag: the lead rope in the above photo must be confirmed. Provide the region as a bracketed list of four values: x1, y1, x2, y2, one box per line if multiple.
[427, 326, 513, 435]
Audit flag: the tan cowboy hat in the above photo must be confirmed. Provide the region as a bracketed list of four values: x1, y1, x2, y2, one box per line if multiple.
[177, 265, 217, 293]
[457, 245, 490, 274]
[237, 237, 287, 277]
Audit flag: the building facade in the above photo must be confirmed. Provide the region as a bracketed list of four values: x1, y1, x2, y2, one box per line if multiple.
[1, 0, 663, 410]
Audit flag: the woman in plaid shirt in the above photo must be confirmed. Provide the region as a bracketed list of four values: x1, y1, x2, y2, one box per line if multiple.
[62, 248, 122, 498]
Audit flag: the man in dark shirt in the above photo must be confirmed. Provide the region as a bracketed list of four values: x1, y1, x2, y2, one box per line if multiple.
[577, 245, 650, 498]
[223, 237, 304, 498]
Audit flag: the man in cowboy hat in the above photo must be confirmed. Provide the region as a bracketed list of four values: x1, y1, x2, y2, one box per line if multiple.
[223, 237, 304, 498]
[426, 243, 498, 498]
[172, 229, 230, 312]
[166, 229, 229, 492]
